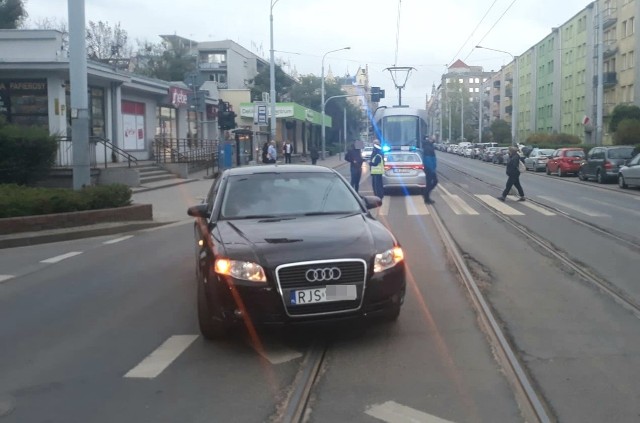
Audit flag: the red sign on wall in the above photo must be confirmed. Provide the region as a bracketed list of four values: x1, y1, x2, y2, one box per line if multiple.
[169, 87, 189, 108]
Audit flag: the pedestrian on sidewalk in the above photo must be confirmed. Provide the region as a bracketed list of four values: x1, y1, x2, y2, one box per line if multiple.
[267, 140, 278, 164]
[345, 142, 364, 193]
[283, 140, 293, 164]
[422, 136, 438, 204]
[498, 146, 526, 201]
[369, 139, 385, 201]
[261, 141, 269, 164]
[309, 145, 319, 165]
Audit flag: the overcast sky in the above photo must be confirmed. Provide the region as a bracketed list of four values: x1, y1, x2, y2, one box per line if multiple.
[24, 0, 592, 108]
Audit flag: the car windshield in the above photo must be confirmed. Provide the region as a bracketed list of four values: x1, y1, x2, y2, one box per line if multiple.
[539, 149, 555, 156]
[385, 153, 422, 163]
[220, 172, 362, 219]
[566, 150, 585, 157]
[609, 147, 635, 159]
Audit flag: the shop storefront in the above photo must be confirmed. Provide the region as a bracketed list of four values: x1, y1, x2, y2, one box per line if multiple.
[0, 79, 49, 129]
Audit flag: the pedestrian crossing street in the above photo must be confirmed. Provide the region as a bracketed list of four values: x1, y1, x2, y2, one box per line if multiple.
[369, 185, 621, 219]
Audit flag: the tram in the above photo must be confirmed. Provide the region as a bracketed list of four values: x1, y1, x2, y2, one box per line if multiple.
[372, 106, 429, 153]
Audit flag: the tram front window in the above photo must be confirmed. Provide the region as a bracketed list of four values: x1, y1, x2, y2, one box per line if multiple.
[381, 116, 419, 149]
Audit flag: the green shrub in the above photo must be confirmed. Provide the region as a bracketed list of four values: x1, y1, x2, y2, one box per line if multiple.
[0, 183, 132, 218]
[0, 123, 59, 185]
[525, 132, 582, 146]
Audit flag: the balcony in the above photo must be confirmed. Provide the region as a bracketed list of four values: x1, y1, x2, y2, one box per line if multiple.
[598, 40, 618, 59]
[199, 62, 225, 70]
[602, 8, 617, 29]
[593, 72, 617, 88]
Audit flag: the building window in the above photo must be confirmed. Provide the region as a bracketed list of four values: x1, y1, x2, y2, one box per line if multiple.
[0, 79, 49, 129]
[629, 51, 635, 68]
[156, 106, 177, 140]
[205, 53, 226, 64]
[122, 101, 146, 150]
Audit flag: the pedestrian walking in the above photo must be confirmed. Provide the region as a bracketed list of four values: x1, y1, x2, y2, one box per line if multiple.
[422, 136, 438, 204]
[309, 145, 319, 165]
[267, 140, 278, 164]
[261, 141, 269, 164]
[369, 139, 385, 200]
[283, 140, 293, 164]
[498, 146, 526, 201]
[345, 142, 364, 192]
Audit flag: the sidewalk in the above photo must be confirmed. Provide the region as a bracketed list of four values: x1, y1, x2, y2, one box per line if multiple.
[0, 157, 348, 249]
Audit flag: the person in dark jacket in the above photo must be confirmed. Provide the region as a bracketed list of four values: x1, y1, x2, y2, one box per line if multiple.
[498, 146, 525, 201]
[309, 145, 319, 165]
[421, 136, 438, 204]
[345, 142, 364, 192]
[261, 141, 269, 164]
[369, 140, 385, 200]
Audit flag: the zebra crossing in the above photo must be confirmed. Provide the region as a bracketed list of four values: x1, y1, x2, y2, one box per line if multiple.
[372, 185, 615, 218]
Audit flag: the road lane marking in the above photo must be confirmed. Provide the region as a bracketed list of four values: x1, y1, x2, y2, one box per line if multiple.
[103, 235, 134, 245]
[40, 252, 83, 264]
[436, 184, 454, 197]
[377, 198, 391, 216]
[0, 275, 15, 283]
[581, 197, 640, 217]
[124, 335, 198, 379]
[366, 401, 456, 423]
[405, 196, 430, 215]
[538, 196, 610, 217]
[435, 186, 478, 215]
[449, 194, 479, 215]
[475, 195, 525, 215]
[519, 201, 557, 216]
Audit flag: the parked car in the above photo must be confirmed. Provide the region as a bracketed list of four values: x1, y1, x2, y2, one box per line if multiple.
[524, 148, 555, 172]
[579, 145, 636, 183]
[492, 148, 510, 164]
[381, 151, 426, 194]
[618, 152, 640, 188]
[361, 146, 374, 161]
[481, 147, 500, 162]
[187, 165, 406, 339]
[546, 148, 585, 176]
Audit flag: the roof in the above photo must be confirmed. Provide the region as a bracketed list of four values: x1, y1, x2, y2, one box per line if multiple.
[224, 164, 334, 176]
[449, 59, 469, 69]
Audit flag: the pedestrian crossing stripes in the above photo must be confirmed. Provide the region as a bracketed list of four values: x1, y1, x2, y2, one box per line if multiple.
[405, 196, 430, 215]
[475, 195, 525, 216]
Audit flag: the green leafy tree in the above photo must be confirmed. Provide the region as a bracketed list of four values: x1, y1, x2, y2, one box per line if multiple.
[133, 40, 195, 81]
[490, 119, 512, 144]
[248, 65, 294, 102]
[0, 0, 27, 29]
[609, 104, 640, 133]
[613, 118, 640, 145]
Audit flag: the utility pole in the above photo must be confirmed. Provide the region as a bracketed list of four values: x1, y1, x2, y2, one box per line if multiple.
[479, 80, 483, 143]
[68, 0, 90, 190]
[460, 89, 464, 142]
[596, 0, 604, 146]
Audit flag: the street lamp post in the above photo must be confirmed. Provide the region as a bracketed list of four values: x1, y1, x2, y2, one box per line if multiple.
[476, 45, 517, 145]
[269, 0, 281, 141]
[321, 46, 350, 160]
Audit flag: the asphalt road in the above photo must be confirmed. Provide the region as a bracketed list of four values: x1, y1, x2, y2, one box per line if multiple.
[1, 158, 638, 422]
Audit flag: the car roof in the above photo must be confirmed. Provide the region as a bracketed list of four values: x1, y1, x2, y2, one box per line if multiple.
[222, 164, 335, 177]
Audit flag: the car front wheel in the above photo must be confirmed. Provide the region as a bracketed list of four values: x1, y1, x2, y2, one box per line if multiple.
[557, 167, 564, 177]
[546, 166, 551, 175]
[619, 174, 628, 189]
[578, 169, 587, 181]
[198, 276, 228, 340]
[597, 170, 606, 184]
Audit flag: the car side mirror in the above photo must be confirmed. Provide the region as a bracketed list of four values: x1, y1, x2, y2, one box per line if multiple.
[187, 204, 210, 219]
[362, 195, 382, 210]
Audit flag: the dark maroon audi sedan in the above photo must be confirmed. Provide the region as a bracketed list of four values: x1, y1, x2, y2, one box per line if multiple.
[187, 165, 406, 340]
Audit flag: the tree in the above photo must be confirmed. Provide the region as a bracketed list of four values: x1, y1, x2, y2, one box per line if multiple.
[86, 20, 132, 65]
[490, 119, 512, 144]
[613, 119, 640, 145]
[26, 16, 68, 50]
[0, 0, 27, 29]
[609, 104, 640, 133]
[132, 39, 195, 81]
[248, 65, 294, 102]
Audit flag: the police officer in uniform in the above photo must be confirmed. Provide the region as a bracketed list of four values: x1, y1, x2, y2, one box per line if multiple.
[369, 139, 385, 201]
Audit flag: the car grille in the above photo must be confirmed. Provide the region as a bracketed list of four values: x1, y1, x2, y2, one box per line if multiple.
[275, 260, 366, 317]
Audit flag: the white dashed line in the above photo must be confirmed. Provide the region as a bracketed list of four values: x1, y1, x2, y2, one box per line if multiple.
[0, 275, 15, 283]
[124, 335, 198, 379]
[40, 252, 83, 264]
[103, 235, 134, 245]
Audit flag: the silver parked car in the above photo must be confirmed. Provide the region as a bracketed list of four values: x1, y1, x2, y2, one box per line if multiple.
[381, 152, 426, 194]
[618, 152, 640, 188]
[524, 148, 555, 172]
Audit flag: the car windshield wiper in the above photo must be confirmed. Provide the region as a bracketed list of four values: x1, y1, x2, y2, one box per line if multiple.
[303, 211, 356, 216]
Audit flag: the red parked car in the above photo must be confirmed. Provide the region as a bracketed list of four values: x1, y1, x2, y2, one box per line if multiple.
[546, 148, 585, 176]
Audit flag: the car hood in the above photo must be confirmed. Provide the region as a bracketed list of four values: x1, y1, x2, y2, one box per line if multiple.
[213, 214, 394, 268]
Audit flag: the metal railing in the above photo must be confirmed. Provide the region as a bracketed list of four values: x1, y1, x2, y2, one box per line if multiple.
[54, 136, 138, 169]
[153, 137, 219, 171]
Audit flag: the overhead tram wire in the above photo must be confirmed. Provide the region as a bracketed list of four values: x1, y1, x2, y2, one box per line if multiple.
[447, 0, 500, 67]
[464, 0, 520, 61]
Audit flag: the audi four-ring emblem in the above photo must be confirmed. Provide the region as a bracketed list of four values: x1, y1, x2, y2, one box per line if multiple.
[305, 267, 341, 282]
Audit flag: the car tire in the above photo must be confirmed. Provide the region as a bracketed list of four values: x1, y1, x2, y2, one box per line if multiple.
[578, 169, 587, 181]
[597, 169, 605, 184]
[557, 167, 564, 177]
[198, 276, 228, 340]
[546, 166, 551, 175]
[619, 174, 628, 189]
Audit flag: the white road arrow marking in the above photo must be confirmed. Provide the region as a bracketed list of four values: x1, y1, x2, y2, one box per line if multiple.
[366, 401, 457, 423]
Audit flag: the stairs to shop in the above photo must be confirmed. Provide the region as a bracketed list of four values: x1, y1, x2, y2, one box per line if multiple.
[137, 163, 179, 184]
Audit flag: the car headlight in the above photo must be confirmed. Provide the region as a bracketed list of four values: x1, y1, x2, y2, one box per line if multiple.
[374, 247, 404, 273]
[214, 258, 267, 282]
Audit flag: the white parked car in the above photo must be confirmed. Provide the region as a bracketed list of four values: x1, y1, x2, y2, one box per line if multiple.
[618, 152, 640, 188]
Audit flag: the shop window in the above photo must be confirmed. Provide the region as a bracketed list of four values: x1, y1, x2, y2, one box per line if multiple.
[0, 79, 49, 129]
[122, 100, 145, 150]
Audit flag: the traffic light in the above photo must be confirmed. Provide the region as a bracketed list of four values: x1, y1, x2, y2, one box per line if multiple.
[371, 86, 385, 102]
[217, 101, 237, 130]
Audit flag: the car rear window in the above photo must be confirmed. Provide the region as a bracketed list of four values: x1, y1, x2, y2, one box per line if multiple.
[609, 147, 635, 159]
[566, 150, 585, 158]
[385, 153, 422, 163]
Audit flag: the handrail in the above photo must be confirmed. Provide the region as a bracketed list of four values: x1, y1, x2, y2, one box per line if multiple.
[90, 136, 139, 168]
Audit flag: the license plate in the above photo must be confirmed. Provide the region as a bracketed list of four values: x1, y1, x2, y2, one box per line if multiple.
[290, 285, 357, 305]
[393, 168, 410, 173]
